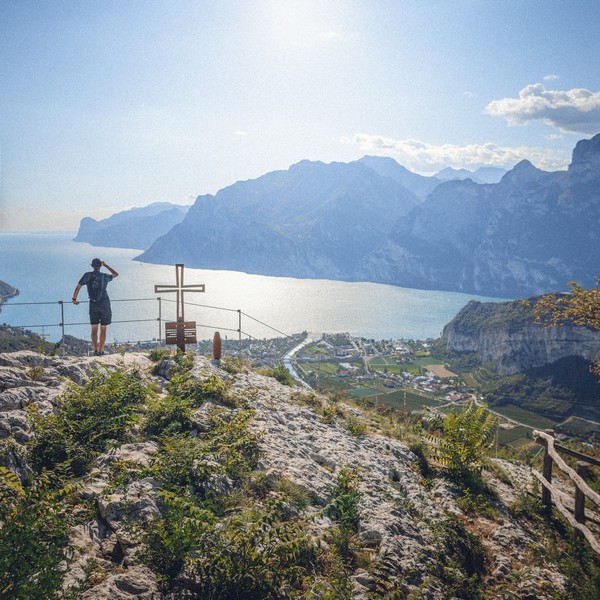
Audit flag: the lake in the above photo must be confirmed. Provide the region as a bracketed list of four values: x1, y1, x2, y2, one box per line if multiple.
[0, 233, 507, 343]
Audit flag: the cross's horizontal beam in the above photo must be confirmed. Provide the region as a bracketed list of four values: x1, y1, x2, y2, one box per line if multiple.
[154, 264, 206, 336]
[154, 284, 206, 293]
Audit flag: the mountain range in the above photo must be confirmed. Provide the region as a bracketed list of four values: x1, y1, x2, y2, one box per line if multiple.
[75, 134, 600, 297]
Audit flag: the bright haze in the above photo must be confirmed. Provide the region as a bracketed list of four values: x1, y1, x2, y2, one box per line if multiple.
[1, 0, 599, 231]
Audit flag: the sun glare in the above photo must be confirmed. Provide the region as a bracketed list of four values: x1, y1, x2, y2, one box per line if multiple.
[262, 0, 342, 58]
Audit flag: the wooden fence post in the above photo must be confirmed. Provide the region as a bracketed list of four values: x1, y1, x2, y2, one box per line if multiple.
[575, 461, 590, 540]
[541, 429, 555, 512]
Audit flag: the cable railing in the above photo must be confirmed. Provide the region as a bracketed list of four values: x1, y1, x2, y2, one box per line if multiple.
[0, 295, 293, 349]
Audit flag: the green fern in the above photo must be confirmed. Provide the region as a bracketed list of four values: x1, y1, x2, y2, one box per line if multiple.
[429, 402, 497, 477]
[369, 550, 402, 597]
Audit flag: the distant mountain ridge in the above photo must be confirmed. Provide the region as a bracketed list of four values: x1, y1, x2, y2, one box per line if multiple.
[434, 166, 506, 184]
[357, 155, 441, 199]
[363, 140, 598, 296]
[74, 202, 190, 250]
[136, 160, 420, 278]
[76, 135, 600, 297]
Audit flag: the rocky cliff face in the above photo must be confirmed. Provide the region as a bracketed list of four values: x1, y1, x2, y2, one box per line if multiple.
[367, 146, 599, 296]
[442, 299, 600, 375]
[0, 350, 574, 599]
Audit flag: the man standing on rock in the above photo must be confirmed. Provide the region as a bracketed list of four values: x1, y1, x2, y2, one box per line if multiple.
[72, 258, 119, 356]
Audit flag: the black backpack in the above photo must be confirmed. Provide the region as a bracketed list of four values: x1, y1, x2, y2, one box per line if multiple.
[87, 271, 105, 302]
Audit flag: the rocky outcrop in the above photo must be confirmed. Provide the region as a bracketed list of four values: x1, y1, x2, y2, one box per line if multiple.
[0, 350, 574, 598]
[0, 351, 153, 481]
[569, 134, 600, 182]
[442, 299, 600, 375]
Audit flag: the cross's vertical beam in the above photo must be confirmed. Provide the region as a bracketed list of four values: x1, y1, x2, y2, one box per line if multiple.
[154, 264, 205, 351]
[175, 263, 183, 321]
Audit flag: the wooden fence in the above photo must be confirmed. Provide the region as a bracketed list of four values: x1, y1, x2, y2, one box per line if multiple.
[533, 429, 600, 554]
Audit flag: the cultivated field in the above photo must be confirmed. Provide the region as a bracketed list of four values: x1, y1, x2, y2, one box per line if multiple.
[424, 364, 456, 378]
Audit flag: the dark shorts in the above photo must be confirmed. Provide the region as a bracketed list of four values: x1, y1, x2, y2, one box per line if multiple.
[89, 299, 112, 326]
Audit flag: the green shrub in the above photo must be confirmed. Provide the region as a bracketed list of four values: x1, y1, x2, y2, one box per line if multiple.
[139, 491, 215, 589]
[173, 351, 195, 373]
[408, 441, 431, 478]
[430, 403, 497, 479]
[207, 409, 261, 479]
[0, 468, 74, 599]
[144, 394, 194, 436]
[273, 477, 313, 510]
[244, 472, 312, 509]
[151, 407, 261, 493]
[28, 369, 147, 476]
[341, 415, 367, 437]
[168, 373, 230, 407]
[456, 488, 500, 520]
[188, 500, 317, 600]
[326, 467, 361, 533]
[432, 516, 488, 599]
[321, 404, 337, 424]
[148, 346, 172, 362]
[268, 363, 295, 386]
[153, 434, 221, 493]
[220, 356, 249, 375]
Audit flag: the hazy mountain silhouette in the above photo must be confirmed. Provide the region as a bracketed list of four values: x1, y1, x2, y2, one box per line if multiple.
[75, 202, 190, 250]
[76, 135, 600, 298]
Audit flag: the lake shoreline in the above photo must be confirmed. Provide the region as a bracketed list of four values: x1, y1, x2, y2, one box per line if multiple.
[1, 233, 507, 343]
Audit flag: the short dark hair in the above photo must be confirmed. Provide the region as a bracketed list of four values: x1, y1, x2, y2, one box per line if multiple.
[91, 258, 102, 268]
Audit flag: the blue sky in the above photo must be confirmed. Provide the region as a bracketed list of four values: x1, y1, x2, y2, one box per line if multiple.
[1, 0, 599, 231]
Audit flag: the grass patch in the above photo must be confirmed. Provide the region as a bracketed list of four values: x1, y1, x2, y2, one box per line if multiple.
[369, 357, 397, 367]
[304, 361, 339, 375]
[376, 388, 439, 411]
[497, 424, 533, 446]
[349, 387, 380, 399]
[492, 404, 557, 429]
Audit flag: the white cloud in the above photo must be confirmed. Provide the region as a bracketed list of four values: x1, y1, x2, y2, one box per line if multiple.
[342, 133, 569, 173]
[234, 130, 249, 137]
[485, 83, 600, 134]
[543, 74, 560, 81]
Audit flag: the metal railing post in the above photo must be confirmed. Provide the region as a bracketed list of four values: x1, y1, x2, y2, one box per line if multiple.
[238, 309, 242, 341]
[58, 300, 65, 355]
[158, 297, 162, 343]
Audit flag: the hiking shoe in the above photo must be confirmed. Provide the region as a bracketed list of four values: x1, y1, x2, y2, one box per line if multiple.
[94, 350, 100, 356]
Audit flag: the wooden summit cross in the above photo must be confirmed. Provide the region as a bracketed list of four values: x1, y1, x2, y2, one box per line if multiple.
[154, 264, 205, 351]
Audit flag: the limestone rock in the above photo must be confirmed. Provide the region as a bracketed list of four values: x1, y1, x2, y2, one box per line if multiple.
[81, 566, 159, 600]
[97, 477, 161, 534]
[0, 350, 573, 598]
